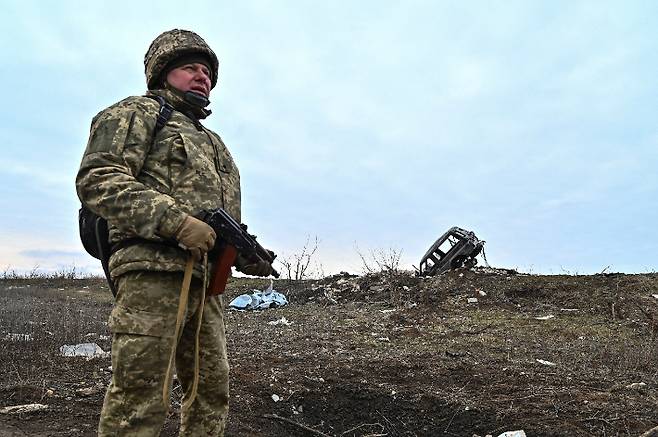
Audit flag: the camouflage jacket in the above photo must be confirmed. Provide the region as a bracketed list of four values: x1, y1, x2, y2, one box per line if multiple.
[76, 88, 241, 279]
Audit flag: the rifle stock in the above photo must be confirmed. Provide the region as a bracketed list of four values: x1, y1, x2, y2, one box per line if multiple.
[207, 245, 237, 296]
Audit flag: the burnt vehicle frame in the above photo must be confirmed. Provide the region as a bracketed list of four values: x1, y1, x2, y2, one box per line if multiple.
[418, 227, 484, 276]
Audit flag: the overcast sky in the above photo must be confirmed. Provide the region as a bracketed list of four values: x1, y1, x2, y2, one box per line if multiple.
[1, 0, 656, 276]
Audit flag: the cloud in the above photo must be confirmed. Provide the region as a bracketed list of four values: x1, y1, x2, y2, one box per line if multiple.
[1, 1, 657, 274]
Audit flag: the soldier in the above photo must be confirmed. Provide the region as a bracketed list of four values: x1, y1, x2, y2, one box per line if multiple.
[76, 29, 273, 436]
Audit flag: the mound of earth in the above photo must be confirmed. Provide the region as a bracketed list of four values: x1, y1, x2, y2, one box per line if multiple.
[0, 268, 656, 436]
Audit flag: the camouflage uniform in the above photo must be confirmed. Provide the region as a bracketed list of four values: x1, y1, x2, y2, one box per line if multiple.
[76, 30, 236, 436]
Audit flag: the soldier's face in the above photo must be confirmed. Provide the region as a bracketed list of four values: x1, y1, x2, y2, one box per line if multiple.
[166, 63, 212, 97]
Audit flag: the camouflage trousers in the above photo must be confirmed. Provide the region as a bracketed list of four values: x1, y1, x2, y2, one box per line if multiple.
[98, 270, 229, 436]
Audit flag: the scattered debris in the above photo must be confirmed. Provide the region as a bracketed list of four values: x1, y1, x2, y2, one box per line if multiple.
[59, 342, 109, 359]
[473, 267, 521, 275]
[626, 382, 647, 390]
[268, 317, 293, 326]
[4, 333, 33, 341]
[417, 227, 485, 276]
[77, 386, 103, 396]
[560, 308, 579, 312]
[477, 289, 487, 297]
[534, 315, 555, 320]
[536, 359, 556, 367]
[323, 290, 338, 304]
[229, 280, 288, 310]
[652, 294, 658, 300]
[0, 403, 48, 414]
[497, 431, 527, 437]
[271, 394, 281, 402]
[467, 297, 479, 304]
[264, 413, 332, 437]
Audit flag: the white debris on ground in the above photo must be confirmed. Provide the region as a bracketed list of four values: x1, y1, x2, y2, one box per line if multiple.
[467, 297, 478, 304]
[76, 386, 103, 396]
[59, 342, 109, 359]
[652, 294, 658, 300]
[4, 333, 33, 341]
[626, 382, 647, 390]
[229, 280, 288, 310]
[536, 359, 557, 366]
[498, 431, 527, 437]
[534, 315, 555, 320]
[474, 431, 527, 437]
[268, 317, 293, 326]
[0, 404, 48, 414]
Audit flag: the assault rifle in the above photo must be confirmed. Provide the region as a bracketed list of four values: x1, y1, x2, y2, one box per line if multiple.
[196, 208, 279, 296]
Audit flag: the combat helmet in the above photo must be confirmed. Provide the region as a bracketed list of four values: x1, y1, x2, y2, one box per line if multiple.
[144, 29, 219, 90]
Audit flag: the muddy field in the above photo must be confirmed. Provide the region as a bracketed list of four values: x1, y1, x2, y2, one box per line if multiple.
[1, 268, 657, 436]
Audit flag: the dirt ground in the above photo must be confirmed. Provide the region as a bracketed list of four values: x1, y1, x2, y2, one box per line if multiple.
[1, 268, 657, 436]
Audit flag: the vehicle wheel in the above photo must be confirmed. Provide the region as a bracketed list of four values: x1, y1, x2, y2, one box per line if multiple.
[451, 256, 466, 269]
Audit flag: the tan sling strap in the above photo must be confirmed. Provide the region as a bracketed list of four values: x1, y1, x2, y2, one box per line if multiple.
[162, 254, 207, 410]
[182, 255, 207, 412]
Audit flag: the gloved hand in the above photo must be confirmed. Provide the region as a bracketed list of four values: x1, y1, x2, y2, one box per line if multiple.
[235, 254, 274, 277]
[175, 215, 216, 261]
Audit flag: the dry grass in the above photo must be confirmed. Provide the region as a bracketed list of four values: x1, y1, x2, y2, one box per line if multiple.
[1, 270, 657, 436]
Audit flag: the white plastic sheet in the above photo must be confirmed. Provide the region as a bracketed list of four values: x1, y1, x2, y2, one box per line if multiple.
[60, 342, 109, 359]
[229, 280, 288, 310]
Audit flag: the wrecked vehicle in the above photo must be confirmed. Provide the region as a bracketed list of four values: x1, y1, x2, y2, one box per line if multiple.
[418, 227, 485, 276]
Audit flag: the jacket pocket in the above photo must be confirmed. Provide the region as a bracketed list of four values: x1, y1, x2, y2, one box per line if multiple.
[108, 304, 176, 337]
[180, 133, 217, 173]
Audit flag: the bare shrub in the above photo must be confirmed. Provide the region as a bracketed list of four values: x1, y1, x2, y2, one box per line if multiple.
[354, 244, 408, 307]
[277, 236, 323, 281]
[354, 244, 403, 276]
